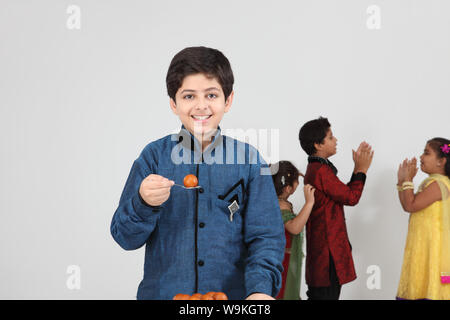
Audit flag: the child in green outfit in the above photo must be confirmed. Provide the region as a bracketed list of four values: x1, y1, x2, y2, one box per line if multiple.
[270, 161, 315, 299]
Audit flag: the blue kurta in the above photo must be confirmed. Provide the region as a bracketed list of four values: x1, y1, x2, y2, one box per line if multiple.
[110, 126, 285, 300]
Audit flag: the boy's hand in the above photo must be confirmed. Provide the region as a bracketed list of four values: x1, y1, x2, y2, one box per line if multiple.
[139, 174, 175, 207]
[352, 141, 374, 174]
[303, 184, 315, 205]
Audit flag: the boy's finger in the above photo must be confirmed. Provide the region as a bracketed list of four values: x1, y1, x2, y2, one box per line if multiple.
[357, 143, 363, 152]
[147, 180, 174, 189]
[145, 174, 166, 182]
[147, 187, 172, 197]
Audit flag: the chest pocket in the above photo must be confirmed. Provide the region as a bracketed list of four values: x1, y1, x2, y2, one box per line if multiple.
[215, 178, 246, 224]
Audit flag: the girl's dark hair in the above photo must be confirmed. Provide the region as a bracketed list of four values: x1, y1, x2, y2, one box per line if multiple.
[166, 46, 234, 102]
[269, 161, 303, 196]
[298, 117, 331, 155]
[427, 137, 450, 179]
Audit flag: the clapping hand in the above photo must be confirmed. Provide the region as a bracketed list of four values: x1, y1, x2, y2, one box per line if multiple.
[352, 142, 374, 174]
[397, 157, 418, 184]
[397, 159, 408, 184]
[406, 158, 419, 181]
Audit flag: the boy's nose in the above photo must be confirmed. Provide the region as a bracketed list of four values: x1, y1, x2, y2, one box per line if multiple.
[195, 98, 209, 110]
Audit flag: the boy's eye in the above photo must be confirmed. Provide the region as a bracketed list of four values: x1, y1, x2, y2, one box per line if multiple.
[183, 95, 194, 100]
[207, 93, 217, 99]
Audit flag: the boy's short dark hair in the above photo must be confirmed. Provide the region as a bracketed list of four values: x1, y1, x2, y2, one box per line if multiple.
[298, 117, 331, 155]
[166, 46, 234, 102]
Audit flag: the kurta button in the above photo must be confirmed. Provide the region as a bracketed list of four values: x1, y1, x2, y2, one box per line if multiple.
[198, 260, 204, 266]
[199, 222, 205, 228]
[199, 187, 204, 193]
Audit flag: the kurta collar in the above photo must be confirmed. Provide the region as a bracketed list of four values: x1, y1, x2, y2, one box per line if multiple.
[308, 156, 338, 175]
[176, 125, 223, 154]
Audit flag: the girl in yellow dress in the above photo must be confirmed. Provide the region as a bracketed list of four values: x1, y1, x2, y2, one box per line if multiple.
[396, 137, 450, 300]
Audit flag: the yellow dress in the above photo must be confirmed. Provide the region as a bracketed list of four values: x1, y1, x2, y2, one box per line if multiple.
[397, 174, 450, 300]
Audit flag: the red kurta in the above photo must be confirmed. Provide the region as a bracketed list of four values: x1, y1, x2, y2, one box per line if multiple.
[304, 159, 366, 287]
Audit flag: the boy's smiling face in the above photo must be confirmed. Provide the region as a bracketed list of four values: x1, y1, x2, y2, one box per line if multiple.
[170, 73, 233, 147]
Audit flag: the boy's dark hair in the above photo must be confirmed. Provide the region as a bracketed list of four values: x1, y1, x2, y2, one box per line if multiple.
[166, 46, 234, 102]
[298, 117, 331, 155]
[427, 137, 450, 179]
[269, 161, 303, 196]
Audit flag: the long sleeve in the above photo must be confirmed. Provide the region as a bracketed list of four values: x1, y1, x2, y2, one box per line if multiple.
[110, 151, 162, 251]
[243, 160, 286, 298]
[317, 166, 366, 207]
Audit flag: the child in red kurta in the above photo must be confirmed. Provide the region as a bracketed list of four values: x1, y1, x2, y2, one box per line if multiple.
[298, 117, 374, 300]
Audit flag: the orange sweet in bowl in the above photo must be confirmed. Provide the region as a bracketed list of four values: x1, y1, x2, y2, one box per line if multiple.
[173, 293, 190, 300]
[200, 292, 215, 300]
[212, 292, 228, 300]
[172, 291, 228, 300]
[189, 293, 203, 300]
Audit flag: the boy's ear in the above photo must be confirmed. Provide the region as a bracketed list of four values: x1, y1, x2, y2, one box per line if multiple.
[224, 91, 234, 113]
[169, 98, 178, 115]
[313, 141, 323, 153]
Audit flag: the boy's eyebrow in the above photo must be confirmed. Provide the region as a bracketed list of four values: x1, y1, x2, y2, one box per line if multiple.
[180, 87, 221, 94]
[204, 87, 221, 91]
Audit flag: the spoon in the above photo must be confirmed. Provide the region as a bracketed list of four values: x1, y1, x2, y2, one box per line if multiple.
[173, 183, 202, 190]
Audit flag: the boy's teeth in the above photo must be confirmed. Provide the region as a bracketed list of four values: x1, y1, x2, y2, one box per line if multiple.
[193, 115, 210, 120]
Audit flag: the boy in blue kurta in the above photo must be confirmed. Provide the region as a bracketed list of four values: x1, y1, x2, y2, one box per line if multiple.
[110, 46, 285, 300]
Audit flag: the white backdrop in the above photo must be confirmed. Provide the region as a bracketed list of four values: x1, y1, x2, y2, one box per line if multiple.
[1, 0, 449, 299]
